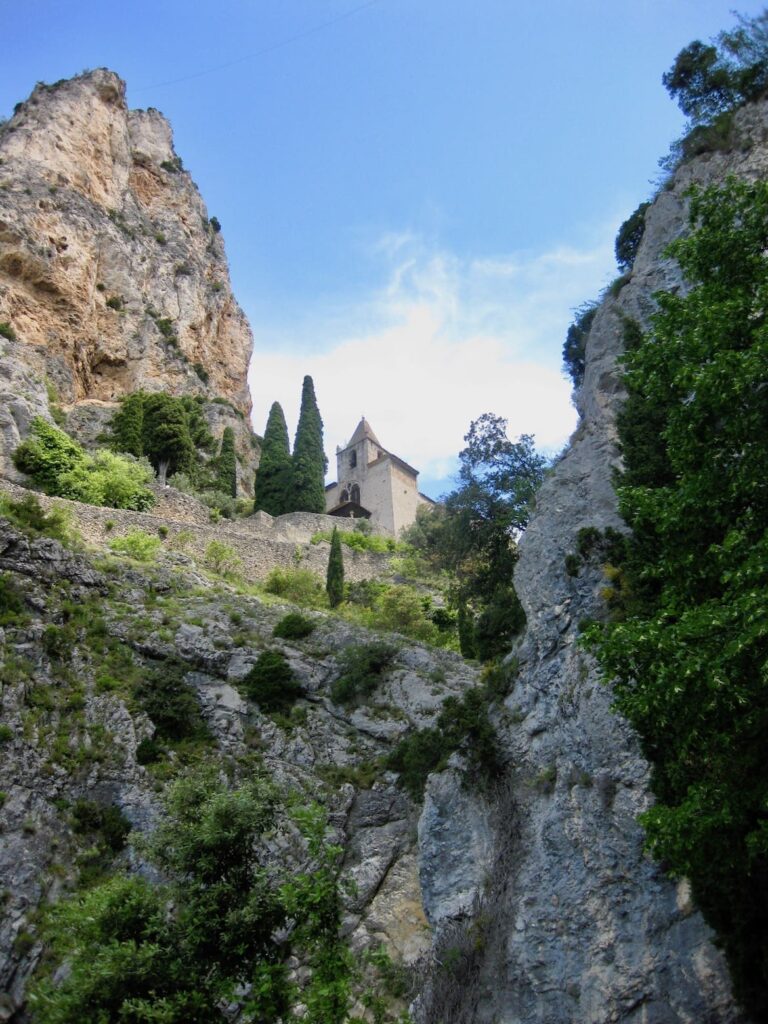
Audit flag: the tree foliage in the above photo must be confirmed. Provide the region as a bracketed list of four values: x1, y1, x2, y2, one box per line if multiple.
[562, 303, 598, 387]
[254, 401, 293, 515]
[291, 376, 327, 513]
[405, 415, 545, 661]
[107, 391, 215, 485]
[615, 201, 650, 273]
[13, 418, 154, 511]
[215, 426, 237, 497]
[30, 768, 379, 1024]
[326, 526, 345, 608]
[586, 177, 768, 1019]
[663, 10, 768, 127]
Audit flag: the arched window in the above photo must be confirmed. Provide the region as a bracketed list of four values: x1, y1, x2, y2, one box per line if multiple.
[350, 450, 357, 468]
[340, 489, 349, 504]
[350, 484, 360, 504]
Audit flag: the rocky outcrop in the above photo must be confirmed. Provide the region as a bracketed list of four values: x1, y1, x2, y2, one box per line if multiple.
[0, 516, 482, 1018]
[415, 101, 768, 1024]
[0, 70, 256, 486]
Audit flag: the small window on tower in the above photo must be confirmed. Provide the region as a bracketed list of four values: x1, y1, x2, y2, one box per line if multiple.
[350, 451, 357, 468]
[351, 484, 360, 504]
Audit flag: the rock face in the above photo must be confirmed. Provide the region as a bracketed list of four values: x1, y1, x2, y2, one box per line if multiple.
[0, 516, 481, 1017]
[415, 101, 768, 1024]
[0, 70, 256, 486]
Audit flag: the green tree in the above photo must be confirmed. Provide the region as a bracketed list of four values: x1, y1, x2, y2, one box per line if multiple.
[30, 768, 376, 1024]
[326, 526, 345, 609]
[13, 417, 85, 493]
[292, 376, 327, 513]
[215, 426, 237, 497]
[404, 416, 544, 661]
[141, 393, 197, 484]
[108, 391, 145, 457]
[562, 303, 598, 387]
[254, 401, 293, 515]
[615, 201, 650, 273]
[587, 178, 768, 1019]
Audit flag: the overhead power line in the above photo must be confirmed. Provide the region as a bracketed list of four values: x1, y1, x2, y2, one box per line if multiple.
[141, 0, 384, 93]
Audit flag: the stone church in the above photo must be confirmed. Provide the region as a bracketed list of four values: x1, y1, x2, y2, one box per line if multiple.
[325, 418, 435, 535]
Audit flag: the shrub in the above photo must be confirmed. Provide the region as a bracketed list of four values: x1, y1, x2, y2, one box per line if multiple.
[240, 650, 304, 712]
[0, 493, 78, 545]
[273, 612, 316, 640]
[109, 530, 162, 563]
[204, 540, 241, 577]
[263, 567, 327, 608]
[135, 736, 163, 765]
[330, 642, 395, 706]
[0, 724, 13, 743]
[135, 662, 209, 742]
[375, 586, 439, 643]
[0, 573, 27, 626]
[311, 528, 396, 553]
[615, 201, 650, 272]
[0, 321, 17, 341]
[71, 800, 131, 853]
[105, 295, 123, 310]
[562, 303, 598, 387]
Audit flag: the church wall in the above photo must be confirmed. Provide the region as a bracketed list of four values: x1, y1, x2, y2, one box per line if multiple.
[390, 463, 431, 536]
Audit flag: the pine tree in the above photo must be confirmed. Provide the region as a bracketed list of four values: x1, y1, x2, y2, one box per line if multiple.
[216, 427, 237, 498]
[326, 527, 344, 608]
[254, 402, 293, 515]
[291, 376, 327, 513]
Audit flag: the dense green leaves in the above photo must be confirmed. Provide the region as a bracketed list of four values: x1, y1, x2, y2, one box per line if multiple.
[292, 376, 327, 513]
[326, 526, 345, 608]
[215, 426, 237, 497]
[587, 178, 768, 1018]
[13, 418, 154, 511]
[107, 391, 215, 486]
[30, 769, 375, 1023]
[405, 414, 544, 661]
[254, 401, 293, 515]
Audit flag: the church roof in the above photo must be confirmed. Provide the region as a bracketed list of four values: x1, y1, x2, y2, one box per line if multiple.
[347, 417, 381, 448]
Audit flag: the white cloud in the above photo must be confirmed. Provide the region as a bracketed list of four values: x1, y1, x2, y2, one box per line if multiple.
[247, 223, 619, 495]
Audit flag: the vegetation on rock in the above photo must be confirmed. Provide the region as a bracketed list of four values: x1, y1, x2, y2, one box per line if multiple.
[586, 177, 768, 1019]
[215, 425, 237, 498]
[13, 418, 155, 511]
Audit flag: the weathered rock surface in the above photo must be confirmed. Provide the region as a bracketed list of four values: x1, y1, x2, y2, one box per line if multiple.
[0, 516, 479, 1018]
[0, 70, 256, 487]
[414, 100, 768, 1024]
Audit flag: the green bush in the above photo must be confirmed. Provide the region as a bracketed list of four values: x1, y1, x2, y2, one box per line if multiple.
[109, 529, 162, 563]
[615, 201, 650, 272]
[0, 321, 17, 341]
[135, 662, 209, 742]
[263, 567, 327, 608]
[0, 724, 13, 743]
[0, 573, 27, 626]
[0, 494, 78, 545]
[203, 539, 241, 577]
[273, 612, 316, 640]
[240, 650, 304, 712]
[330, 642, 395, 706]
[311, 529, 397, 553]
[135, 736, 163, 765]
[71, 800, 131, 853]
[388, 686, 501, 800]
[13, 418, 154, 510]
[562, 304, 598, 387]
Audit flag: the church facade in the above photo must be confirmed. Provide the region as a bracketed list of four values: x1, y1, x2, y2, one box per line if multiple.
[324, 418, 435, 535]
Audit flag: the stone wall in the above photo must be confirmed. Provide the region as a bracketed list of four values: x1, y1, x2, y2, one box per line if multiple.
[0, 478, 393, 585]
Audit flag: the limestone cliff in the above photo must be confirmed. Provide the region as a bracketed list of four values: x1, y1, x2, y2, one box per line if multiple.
[415, 100, 768, 1024]
[0, 70, 256, 488]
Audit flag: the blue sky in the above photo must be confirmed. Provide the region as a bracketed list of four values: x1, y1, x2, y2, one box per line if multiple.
[2, 1, 764, 496]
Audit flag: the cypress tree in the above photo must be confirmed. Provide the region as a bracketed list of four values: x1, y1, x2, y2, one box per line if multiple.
[291, 375, 327, 513]
[141, 393, 196, 485]
[109, 392, 145, 457]
[216, 426, 237, 497]
[326, 526, 344, 608]
[254, 402, 293, 515]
